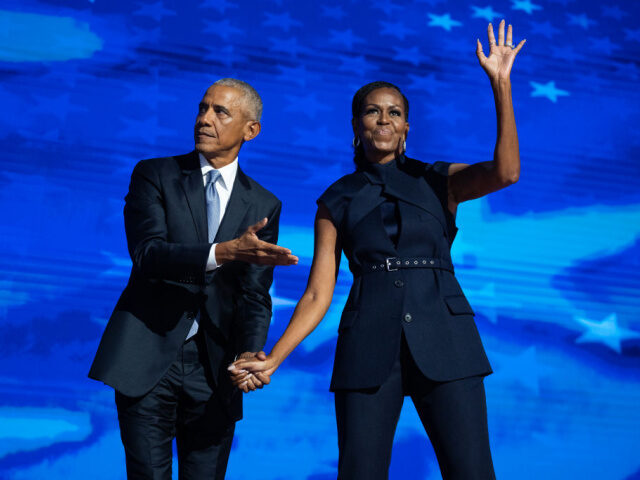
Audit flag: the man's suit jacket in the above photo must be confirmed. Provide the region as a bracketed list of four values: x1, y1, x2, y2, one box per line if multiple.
[89, 151, 281, 421]
[318, 155, 492, 391]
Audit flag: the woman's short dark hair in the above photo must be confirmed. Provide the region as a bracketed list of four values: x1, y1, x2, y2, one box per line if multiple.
[352, 81, 409, 170]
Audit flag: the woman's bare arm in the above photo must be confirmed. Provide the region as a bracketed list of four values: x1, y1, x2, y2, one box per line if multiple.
[230, 203, 341, 387]
[447, 20, 525, 215]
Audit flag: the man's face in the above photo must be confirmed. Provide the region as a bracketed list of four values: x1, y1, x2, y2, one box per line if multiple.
[194, 85, 257, 158]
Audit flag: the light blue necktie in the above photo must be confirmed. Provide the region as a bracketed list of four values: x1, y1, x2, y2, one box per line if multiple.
[185, 169, 221, 341]
[205, 169, 222, 242]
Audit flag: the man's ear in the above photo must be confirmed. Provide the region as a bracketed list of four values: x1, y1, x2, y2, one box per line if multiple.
[244, 121, 261, 142]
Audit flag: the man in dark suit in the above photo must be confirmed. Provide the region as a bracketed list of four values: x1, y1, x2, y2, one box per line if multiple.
[89, 78, 297, 479]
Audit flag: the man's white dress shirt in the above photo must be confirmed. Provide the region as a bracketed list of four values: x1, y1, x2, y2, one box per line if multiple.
[185, 153, 238, 340]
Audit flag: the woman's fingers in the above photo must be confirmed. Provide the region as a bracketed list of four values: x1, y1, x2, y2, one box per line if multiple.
[513, 39, 526, 55]
[487, 22, 496, 47]
[476, 38, 487, 64]
[231, 358, 268, 372]
[506, 23, 513, 46]
[498, 19, 505, 46]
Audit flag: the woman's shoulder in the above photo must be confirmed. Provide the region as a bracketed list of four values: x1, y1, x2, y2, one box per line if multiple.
[317, 170, 368, 227]
[319, 170, 367, 200]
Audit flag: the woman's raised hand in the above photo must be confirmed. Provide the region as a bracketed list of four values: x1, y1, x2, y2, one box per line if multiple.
[476, 19, 526, 83]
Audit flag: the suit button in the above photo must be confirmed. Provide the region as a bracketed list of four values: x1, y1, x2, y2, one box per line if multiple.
[394, 280, 404, 288]
[404, 313, 412, 323]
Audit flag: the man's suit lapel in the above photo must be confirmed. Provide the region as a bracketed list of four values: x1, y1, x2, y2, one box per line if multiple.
[179, 151, 208, 242]
[178, 152, 252, 243]
[214, 167, 251, 243]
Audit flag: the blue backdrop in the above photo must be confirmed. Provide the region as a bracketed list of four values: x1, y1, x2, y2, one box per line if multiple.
[1, 0, 639, 478]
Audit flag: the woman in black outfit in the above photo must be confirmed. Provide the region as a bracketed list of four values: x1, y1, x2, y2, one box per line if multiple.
[231, 20, 525, 479]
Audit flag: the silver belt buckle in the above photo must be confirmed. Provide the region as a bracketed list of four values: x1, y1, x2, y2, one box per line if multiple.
[385, 257, 398, 272]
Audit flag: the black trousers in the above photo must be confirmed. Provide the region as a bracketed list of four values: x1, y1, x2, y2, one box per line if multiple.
[335, 334, 495, 480]
[115, 331, 235, 480]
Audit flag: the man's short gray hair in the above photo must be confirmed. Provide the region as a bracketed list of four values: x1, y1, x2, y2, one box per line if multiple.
[213, 78, 263, 122]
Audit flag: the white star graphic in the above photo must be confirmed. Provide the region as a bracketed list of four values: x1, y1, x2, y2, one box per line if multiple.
[470, 5, 503, 22]
[575, 313, 640, 354]
[511, 0, 542, 15]
[427, 13, 463, 31]
[529, 81, 569, 102]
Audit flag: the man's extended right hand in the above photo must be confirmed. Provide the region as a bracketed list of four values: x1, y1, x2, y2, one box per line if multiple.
[215, 218, 298, 266]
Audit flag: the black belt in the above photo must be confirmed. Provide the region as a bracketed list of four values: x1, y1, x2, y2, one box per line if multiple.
[362, 256, 454, 274]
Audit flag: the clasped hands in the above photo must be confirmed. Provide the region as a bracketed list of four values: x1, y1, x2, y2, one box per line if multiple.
[228, 351, 279, 393]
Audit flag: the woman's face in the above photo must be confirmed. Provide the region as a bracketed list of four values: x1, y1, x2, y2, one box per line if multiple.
[354, 87, 409, 163]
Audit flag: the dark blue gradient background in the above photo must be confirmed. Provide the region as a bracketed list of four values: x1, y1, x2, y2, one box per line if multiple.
[1, 0, 639, 478]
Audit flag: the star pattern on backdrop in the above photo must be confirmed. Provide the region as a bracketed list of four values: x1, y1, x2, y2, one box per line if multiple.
[470, 5, 504, 22]
[276, 64, 320, 87]
[263, 12, 303, 32]
[203, 44, 247, 67]
[427, 13, 463, 31]
[529, 80, 570, 102]
[550, 45, 583, 63]
[328, 29, 365, 50]
[601, 5, 627, 20]
[567, 12, 597, 29]
[574, 313, 640, 354]
[320, 5, 346, 20]
[393, 46, 428, 66]
[5, 0, 640, 477]
[490, 346, 552, 395]
[406, 73, 444, 94]
[201, 0, 238, 13]
[203, 19, 243, 38]
[529, 20, 561, 39]
[269, 37, 307, 57]
[379, 21, 417, 40]
[372, 1, 404, 14]
[511, 0, 542, 15]
[338, 55, 376, 75]
[624, 28, 640, 42]
[589, 37, 621, 56]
